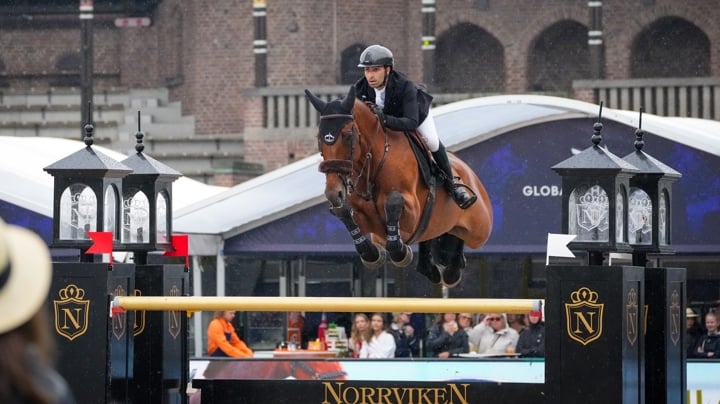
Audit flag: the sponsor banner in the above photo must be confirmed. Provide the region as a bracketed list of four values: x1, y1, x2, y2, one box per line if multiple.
[190, 358, 720, 403]
[191, 379, 545, 404]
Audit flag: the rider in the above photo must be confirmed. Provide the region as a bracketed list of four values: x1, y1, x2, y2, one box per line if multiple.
[353, 44, 477, 209]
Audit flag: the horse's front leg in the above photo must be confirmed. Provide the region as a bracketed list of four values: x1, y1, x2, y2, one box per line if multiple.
[330, 202, 386, 270]
[384, 191, 413, 267]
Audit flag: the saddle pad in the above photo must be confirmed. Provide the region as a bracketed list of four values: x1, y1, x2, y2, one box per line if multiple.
[404, 131, 436, 188]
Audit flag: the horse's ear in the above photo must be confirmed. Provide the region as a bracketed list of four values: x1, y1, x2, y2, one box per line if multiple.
[305, 89, 326, 112]
[342, 86, 356, 112]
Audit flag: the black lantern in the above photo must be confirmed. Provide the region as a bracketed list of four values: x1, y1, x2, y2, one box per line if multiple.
[118, 113, 182, 263]
[621, 109, 681, 265]
[44, 122, 132, 257]
[551, 103, 639, 265]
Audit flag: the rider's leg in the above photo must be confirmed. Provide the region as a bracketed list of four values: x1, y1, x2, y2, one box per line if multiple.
[431, 143, 477, 209]
[417, 113, 476, 209]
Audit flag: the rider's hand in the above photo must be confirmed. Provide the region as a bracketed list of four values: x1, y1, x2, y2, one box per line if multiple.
[371, 105, 386, 125]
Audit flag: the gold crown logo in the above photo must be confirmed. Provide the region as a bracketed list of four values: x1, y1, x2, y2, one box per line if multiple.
[570, 287, 599, 304]
[58, 284, 85, 300]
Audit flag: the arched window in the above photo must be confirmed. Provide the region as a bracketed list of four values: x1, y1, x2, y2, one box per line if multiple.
[527, 20, 589, 93]
[340, 43, 365, 85]
[434, 23, 504, 93]
[631, 17, 710, 78]
[53, 52, 81, 87]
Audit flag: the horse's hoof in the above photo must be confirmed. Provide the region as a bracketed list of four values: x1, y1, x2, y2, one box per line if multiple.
[441, 265, 463, 288]
[418, 264, 442, 285]
[361, 245, 387, 270]
[391, 244, 413, 268]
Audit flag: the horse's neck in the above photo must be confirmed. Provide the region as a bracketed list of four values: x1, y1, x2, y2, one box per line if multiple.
[354, 105, 386, 151]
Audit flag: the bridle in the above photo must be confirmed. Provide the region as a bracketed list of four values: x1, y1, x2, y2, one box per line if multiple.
[317, 109, 389, 201]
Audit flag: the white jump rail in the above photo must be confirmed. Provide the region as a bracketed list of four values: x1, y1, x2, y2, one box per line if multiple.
[112, 296, 542, 314]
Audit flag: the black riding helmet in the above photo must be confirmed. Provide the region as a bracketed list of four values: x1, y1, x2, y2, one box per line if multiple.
[357, 45, 394, 68]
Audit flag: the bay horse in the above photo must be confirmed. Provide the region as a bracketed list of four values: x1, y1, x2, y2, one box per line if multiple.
[305, 87, 492, 287]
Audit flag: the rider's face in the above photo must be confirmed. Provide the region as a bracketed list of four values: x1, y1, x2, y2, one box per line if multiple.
[364, 66, 389, 89]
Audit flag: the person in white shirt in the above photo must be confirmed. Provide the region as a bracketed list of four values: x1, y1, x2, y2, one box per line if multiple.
[360, 313, 396, 358]
[468, 313, 519, 355]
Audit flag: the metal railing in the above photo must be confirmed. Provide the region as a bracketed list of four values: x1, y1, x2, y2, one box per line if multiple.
[573, 76, 720, 120]
[245, 77, 720, 136]
[243, 86, 488, 131]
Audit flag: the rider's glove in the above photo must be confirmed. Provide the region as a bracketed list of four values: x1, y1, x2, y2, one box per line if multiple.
[371, 105, 386, 126]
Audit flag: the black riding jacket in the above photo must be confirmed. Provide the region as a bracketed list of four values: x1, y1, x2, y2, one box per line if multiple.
[516, 322, 545, 357]
[690, 332, 720, 358]
[354, 70, 431, 132]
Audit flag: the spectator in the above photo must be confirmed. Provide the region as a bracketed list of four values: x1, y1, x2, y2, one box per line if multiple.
[207, 311, 253, 357]
[507, 314, 526, 334]
[348, 313, 371, 358]
[468, 313, 519, 355]
[690, 311, 720, 358]
[360, 313, 396, 358]
[457, 313, 474, 333]
[391, 312, 419, 357]
[516, 310, 545, 357]
[426, 313, 469, 358]
[686, 307, 703, 357]
[0, 218, 77, 403]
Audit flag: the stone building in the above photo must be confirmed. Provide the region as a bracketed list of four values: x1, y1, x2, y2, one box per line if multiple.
[0, 0, 718, 184]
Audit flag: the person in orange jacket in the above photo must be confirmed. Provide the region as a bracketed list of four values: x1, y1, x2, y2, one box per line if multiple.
[207, 311, 254, 357]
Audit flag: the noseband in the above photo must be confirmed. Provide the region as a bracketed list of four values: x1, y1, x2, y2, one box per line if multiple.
[317, 111, 388, 201]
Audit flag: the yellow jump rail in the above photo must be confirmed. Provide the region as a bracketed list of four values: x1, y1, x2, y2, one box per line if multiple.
[112, 296, 542, 314]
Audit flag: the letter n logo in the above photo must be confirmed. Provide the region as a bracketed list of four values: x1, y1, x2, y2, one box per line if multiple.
[669, 289, 681, 346]
[565, 287, 604, 346]
[54, 284, 90, 341]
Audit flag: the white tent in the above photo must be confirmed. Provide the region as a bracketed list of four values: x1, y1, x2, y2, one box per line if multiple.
[0, 136, 227, 219]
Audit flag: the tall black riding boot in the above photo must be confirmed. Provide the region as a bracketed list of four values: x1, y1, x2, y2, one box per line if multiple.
[432, 143, 477, 209]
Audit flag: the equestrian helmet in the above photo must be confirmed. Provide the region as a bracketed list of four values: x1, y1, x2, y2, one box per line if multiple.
[358, 45, 394, 68]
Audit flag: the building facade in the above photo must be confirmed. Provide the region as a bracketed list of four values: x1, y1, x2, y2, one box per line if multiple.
[1, 0, 718, 178]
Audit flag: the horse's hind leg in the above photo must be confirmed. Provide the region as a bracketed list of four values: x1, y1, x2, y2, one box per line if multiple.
[330, 202, 386, 269]
[384, 191, 413, 267]
[435, 234, 466, 288]
[416, 239, 442, 284]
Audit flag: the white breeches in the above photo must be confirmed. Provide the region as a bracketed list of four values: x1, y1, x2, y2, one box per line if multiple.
[417, 110, 439, 152]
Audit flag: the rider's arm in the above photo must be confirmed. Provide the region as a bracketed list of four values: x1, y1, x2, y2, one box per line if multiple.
[383, 79, 420, 132]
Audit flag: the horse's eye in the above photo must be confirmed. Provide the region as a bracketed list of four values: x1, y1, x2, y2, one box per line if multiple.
[342, 131, 354, 144]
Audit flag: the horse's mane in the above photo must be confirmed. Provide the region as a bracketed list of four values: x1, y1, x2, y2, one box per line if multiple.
[352, 98, 381, 127]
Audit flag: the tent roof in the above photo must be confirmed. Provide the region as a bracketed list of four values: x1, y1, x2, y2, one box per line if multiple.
[0, 136, 227, 218]
[173, 94, 720, 242]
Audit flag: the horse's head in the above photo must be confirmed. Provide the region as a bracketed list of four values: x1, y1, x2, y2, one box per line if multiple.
[305, 87, 361, 207]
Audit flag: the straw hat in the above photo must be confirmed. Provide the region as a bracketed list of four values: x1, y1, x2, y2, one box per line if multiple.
[686, 307, 699, 318]
[0, 218, 52, 334]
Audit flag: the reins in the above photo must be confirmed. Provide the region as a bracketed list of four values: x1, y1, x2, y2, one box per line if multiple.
[318, 108, 389, 201]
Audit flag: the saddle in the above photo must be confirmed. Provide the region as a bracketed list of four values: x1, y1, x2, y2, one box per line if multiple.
[405, 130, 438, 188]
[403, 130, 439, 244]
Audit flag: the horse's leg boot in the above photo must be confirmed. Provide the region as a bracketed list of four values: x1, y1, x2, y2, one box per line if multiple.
[330, 203, 383, 266]
[432, 144, 477, 209]
[385, 191, 412, 266]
